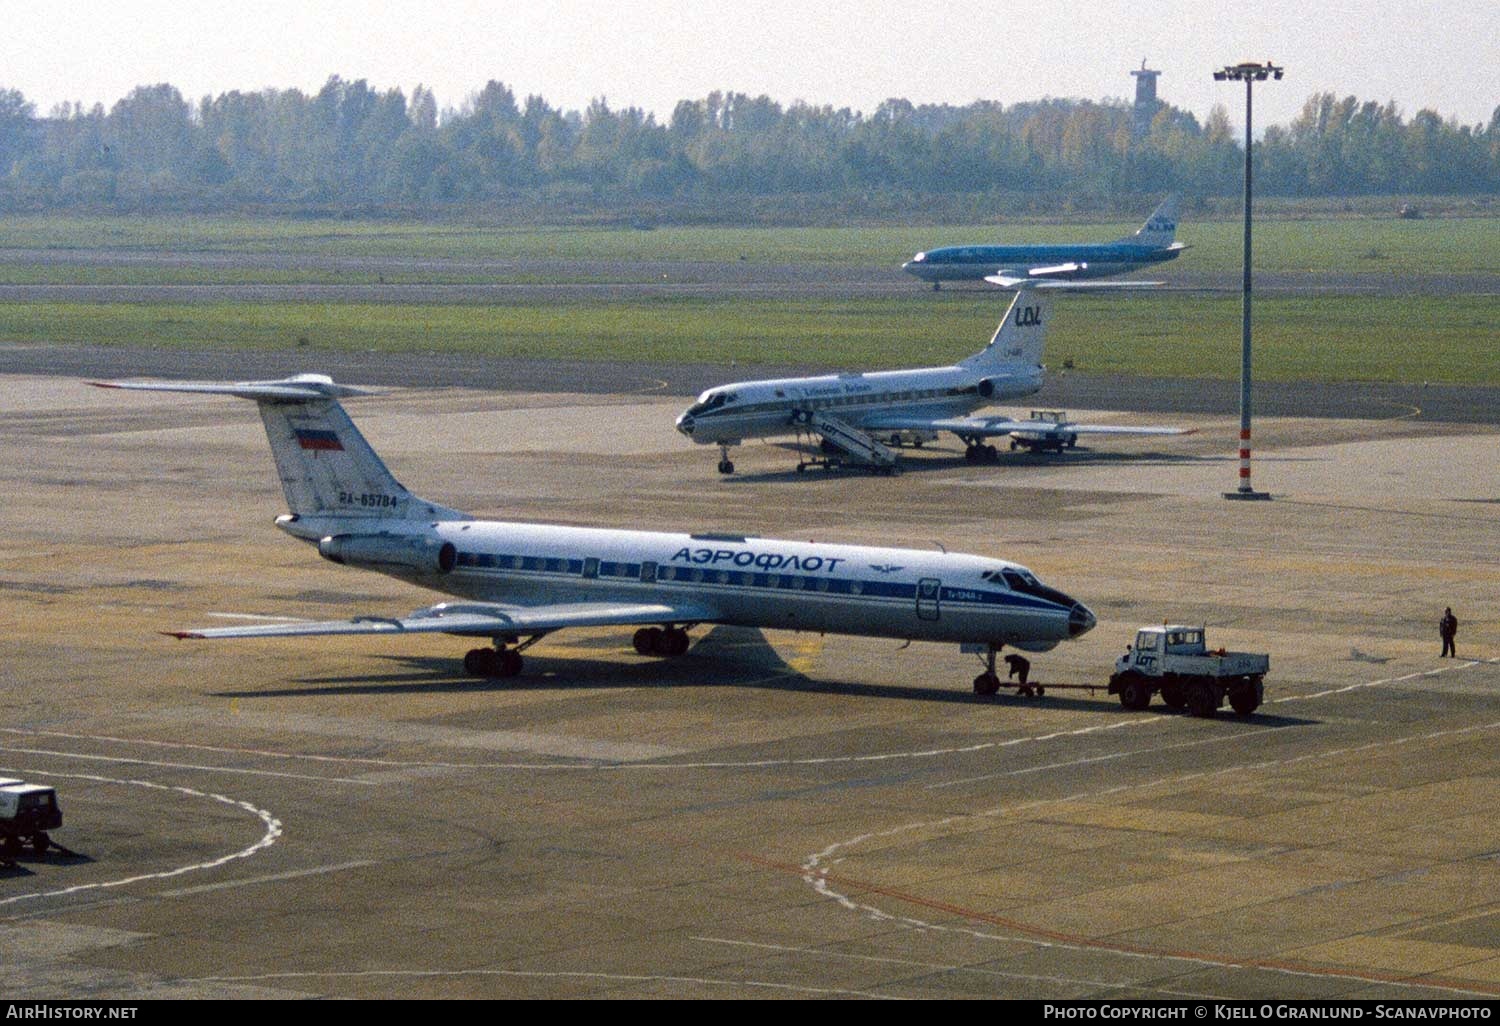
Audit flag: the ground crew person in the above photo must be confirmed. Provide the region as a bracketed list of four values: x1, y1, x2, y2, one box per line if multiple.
[1440, 607, 1458, 658]
[1004, 653, 1033, 696]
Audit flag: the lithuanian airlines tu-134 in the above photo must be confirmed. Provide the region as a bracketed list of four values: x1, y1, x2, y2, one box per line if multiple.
[96, 373, 1096, 695]
[676, 288, 1189, 474]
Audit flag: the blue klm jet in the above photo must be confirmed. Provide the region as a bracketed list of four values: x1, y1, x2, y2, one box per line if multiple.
[902, 195, 1184, 289]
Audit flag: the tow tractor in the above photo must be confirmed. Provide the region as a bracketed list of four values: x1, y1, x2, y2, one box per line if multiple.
[0, 778, 63, 861]
[1109, 625, 1268, 718]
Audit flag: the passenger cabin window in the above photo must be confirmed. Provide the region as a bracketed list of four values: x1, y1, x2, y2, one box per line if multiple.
[640, 561, 657, 583]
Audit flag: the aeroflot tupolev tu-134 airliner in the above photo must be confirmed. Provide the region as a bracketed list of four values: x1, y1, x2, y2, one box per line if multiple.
[96, 374, 1096, 695]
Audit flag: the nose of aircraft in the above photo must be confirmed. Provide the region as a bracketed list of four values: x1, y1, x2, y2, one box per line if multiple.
[1068, 601, 1097, 638]
[675, 411, 694, 436]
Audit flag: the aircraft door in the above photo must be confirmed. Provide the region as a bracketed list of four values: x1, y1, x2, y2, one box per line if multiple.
[917, 577, 941, 621]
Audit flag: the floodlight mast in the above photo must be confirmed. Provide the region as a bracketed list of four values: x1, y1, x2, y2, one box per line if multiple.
[1214, 61, 1282, 500]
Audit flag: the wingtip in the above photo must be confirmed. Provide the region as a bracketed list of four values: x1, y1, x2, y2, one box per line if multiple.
[161, 630, 203, 640]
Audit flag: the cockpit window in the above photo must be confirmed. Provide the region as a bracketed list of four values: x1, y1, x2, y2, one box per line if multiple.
[686, 391, 733, 417]
[1001, 568, 1039, 590]
[993, 567, 1074, 607]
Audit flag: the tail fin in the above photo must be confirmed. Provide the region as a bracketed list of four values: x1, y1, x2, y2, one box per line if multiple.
[93, 374, 467, 525]
[1123, 194, 1179, 248]
[960, 288, 1050, 373]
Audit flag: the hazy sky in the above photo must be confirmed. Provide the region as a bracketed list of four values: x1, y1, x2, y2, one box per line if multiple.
[13, 1, 1498, 132]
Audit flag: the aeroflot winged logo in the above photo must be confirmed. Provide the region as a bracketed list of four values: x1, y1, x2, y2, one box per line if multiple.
[294, 428, 344, 452]
[869, 564, 905, 574]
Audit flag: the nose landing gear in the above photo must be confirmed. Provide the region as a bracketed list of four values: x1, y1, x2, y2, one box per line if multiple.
[973, 645, 1002, 696]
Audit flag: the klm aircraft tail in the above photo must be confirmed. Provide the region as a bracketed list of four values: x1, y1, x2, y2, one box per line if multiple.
[960, 289, 1050, 375]
[93, 374, 467, 527]
[1124, 194, 1180, 248]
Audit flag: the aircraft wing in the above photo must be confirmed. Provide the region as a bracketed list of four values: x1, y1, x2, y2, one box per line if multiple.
[1039, 423, 1195, 437]
[954, 415, 1194, 439]
[165, 599, 721, 640]
[1024, 261, 1085, 278]
[983, 274, 1163, 289]
[865, 413, 1192, 440]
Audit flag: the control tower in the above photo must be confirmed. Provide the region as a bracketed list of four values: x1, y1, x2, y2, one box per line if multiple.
[1131, 60, 1162, 137]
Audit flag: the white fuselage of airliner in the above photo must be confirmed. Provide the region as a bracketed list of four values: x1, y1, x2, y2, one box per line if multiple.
[97, 373, 1096, 691]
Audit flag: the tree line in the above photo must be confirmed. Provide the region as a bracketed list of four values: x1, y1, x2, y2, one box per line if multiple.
[0, 77, 1494, 217]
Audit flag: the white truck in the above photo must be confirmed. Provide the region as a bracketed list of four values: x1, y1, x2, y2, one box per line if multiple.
[0, 779, 62, 856]
[1108, 626, 1268, 718]
[1008, 410, 1078, 453]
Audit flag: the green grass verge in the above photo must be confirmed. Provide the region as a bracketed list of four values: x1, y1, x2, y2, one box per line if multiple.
[1, 213, 1495, 277]
[3, 293, 1495, 385]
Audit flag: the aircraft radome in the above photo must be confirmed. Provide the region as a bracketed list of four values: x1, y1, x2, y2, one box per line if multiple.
[95, 374, 1096, 695]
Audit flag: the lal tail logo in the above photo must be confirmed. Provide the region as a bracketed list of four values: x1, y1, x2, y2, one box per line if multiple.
[1014, 305, 1042, 327]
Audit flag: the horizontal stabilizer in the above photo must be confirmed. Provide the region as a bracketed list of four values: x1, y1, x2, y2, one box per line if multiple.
[92, 372, 467, 524]
[92, 373, 374, 401]
[166, 599, 722, 640]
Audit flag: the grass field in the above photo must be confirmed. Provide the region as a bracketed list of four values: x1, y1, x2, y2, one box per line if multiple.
[0, 212, 1494, 385]
[0, 212, 1496, 277]
[1, 292, 1495, 385]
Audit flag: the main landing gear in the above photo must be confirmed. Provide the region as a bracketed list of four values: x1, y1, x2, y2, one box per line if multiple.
[462, 625, 694, 680]
[964, 442, 1000, 464]
[464, 632, 548, 679]
[464, 645, 524, 678]
[633, 625, 691, 657]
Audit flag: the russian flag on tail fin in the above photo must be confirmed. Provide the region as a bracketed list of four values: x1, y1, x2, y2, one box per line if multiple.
[294, 427, 344, 451]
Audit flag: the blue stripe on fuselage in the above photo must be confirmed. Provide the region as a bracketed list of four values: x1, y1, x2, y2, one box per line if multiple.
[452, 549, 1062, 613]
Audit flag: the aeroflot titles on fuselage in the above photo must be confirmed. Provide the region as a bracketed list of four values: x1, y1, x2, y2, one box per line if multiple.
[670, 546, 846, 573]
